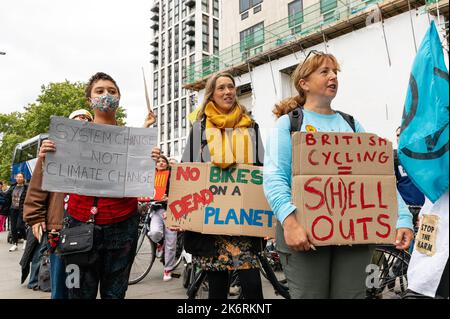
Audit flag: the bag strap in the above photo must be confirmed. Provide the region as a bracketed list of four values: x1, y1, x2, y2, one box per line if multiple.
[289, 106, 356, 133]
[288, 107, 304, 133]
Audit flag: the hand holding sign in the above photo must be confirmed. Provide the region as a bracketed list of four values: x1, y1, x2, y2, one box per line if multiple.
[394, 228, 414, 250]
[39, 140, 56, 159]
[283, 214, 313, 251]
[143, 111, 157, 128]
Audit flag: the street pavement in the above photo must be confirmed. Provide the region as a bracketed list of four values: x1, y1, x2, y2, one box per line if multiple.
[0, 231, 282, 299]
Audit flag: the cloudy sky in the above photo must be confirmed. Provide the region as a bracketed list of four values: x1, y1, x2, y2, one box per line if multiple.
[0, 0, 153, 127]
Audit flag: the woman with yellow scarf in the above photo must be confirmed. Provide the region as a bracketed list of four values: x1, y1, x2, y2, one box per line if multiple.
[181, 72, 264, 299]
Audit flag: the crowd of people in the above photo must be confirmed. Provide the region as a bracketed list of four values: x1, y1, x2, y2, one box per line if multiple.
[0, 51, 448, 300]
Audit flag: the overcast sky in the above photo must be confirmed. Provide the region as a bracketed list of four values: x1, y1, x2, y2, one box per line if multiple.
[0, 0, 153, 127]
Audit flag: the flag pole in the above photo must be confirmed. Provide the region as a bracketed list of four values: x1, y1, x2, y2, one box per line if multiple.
[142, 67, 152, 113]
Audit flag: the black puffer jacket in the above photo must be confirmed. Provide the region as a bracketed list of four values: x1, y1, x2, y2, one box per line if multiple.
[181, 118, 265, 257]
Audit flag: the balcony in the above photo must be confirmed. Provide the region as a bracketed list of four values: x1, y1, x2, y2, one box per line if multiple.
[150, 22, 159, 31]
[150, 48, 159, 56]
[186, 36, 195, 46]
[151, 14, 159, 22]
[186, 16, 195, 26]
[186, 26, 195, 36]
[150, 57, 159, 65]
[150, 40, 159, 47]
[151, 3, 159, 13]
[185, 0, 195, 8]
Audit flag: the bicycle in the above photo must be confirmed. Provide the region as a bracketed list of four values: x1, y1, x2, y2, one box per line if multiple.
[186, 240, 290, 299]
[128, 201, 189, 285]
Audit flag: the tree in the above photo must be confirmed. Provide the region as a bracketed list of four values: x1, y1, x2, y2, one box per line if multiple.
[0, 80, 127, 182]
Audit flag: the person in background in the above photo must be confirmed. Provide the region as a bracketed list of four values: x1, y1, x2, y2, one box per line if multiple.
[2, 172, 28, 252]
[147, 155, 177, 281]
[23, 108, 93, 299]
[0, 181, 7, 232]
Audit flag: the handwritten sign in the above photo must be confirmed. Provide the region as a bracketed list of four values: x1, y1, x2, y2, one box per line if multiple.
[42, 116, 157, 198]
[415, 214, 439, 256]
[166, 163, 276, 238]
[292, 132, 397, 246]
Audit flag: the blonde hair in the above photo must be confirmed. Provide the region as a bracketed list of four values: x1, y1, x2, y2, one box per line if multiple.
[196, 72, 250, 121]
[273, 53, 341, 118]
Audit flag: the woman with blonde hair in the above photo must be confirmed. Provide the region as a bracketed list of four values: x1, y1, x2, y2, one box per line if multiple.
[264, 51, 414, 298]
[181, 72, 265, 299]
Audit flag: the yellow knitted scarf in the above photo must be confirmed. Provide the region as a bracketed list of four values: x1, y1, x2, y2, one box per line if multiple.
[204, 101, 254, 169]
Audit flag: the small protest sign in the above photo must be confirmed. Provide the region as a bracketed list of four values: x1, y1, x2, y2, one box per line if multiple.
[415, 214, 439, 256]
[166, 163, 276, 238]
[292, 132, 397, 246]
[42, 116, 157, 198]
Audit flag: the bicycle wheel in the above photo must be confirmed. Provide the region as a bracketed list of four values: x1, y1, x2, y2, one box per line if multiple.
[366, 246, 410, 299]
[173, 232, 184, 270]
[129, 225, 156, 285]
[187, 265, 209, 299]
[257, 252, 290, 299]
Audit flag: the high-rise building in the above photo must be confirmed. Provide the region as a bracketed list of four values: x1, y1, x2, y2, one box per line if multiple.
[150, 0, 221, 159]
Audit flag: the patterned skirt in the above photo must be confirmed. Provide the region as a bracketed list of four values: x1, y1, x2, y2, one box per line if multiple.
[193, 236, 259, 271]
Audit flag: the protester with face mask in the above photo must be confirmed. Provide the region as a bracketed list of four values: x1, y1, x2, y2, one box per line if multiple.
[23, 109, 93, 299]
[39, 72, 152, 299]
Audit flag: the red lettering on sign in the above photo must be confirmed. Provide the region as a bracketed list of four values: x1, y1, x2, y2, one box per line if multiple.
[306, 133, 316, 146]
[176, 166, 200, 181]
[360, 183, 375, 210]
[324, 178, 347, 217]
[377, 181, 388, 209]
[322, 134, 331, 146]
[304, 177, 325, 210]
[345, 153, 353, 163]
[348, 181, 357, 209]
[333, 152, 343, 165]
[308, 150, 319, 166]
[323, 152, 331, 165]
[339, 219, 355, 241]
[342, 135, 353, 145]
[357, 136, 362, 145]
[356, 217, 373, 240]
[169, 189, 214, 219]
[369, 136, 376, 146]
[376, 214, 391, 238]
[312, 215, 334, 241]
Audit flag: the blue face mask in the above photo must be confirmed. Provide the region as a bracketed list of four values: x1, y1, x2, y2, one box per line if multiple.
[90, 95, 120, 112]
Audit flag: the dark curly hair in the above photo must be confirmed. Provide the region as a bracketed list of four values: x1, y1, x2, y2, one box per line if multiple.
[85, 72, 121, 99]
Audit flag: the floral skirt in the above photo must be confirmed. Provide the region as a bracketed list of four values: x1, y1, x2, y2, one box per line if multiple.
[193, 236, 259, 271]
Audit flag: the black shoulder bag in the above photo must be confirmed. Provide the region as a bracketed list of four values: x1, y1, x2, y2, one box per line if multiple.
[58, 197, 98, 267]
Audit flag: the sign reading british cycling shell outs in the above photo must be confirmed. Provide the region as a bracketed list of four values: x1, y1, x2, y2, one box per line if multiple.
[166, 163, 276, 238]
[292, 132, 398, 246]
[42, 116, 157, 198]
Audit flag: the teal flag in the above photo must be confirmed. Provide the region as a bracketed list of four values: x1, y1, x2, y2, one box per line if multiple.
[398, 21, 449, 203]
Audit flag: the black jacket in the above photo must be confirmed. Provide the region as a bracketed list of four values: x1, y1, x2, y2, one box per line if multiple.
[1, 183, 28, 216]
[181, 118, 265, 256]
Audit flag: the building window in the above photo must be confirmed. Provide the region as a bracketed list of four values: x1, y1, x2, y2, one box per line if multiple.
[241, 12, 249, 20]
[213, 19, 219, 55]
[202, 14, 209, 52]
[168, 103, 172, 140]
[160, 68, 165, 103]
[174, 140, 179, 156]
[174, 62, 180, 99]
[153, 71, 159, 106]
[174, 101, 179, 138]
[175, 0, 180, 23]
[161, 1, 166, 29]
[213, 0, 219, 17]
[240, 0, 262, 13]
[320, 0, 337, 14]
[168, 143, 172, 157]
[240, 22, 264, 52]
[161, 34, 166, 67]
[202, 0, 209, 13]
[181, 98, 187, 136]
[161, 106, 165, 140]
[288, 0, 303, 34]
[181, 139, 187, 154]
[174, 25, 180, 60]
[168, 0, 173, 26]
[168, 29, 173, 63]
[182, 0, 187, 18]
[168, 65, 172, 101]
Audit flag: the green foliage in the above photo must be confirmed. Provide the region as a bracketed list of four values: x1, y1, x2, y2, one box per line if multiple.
[0, 80, 127, 181]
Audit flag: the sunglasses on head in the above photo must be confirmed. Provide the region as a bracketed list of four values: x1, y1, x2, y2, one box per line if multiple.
[297, 50, 326, 76]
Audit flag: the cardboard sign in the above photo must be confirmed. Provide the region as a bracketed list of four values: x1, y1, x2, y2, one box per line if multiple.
[154, 170, 170, 201]
[42, 116, 157, 198]
[292, 132, 397, 246]
[166, 163, 276, 238]
[415, 214, 439, 256]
